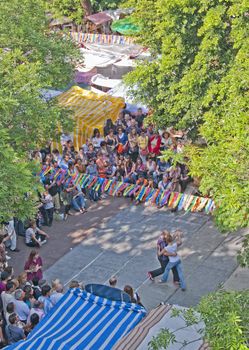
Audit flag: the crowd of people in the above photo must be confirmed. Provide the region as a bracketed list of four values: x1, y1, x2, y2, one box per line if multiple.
[0, 107, 190, 347]
[30, 107, 192, 227]
[0, 248, 144, 347]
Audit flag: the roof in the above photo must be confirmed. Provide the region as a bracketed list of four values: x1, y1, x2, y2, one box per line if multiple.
[6, 288, 146, 350]
[57, 86, 125, 149]
[113, 304, 205, 350]
[86, 12, 112, 26]
[91, 74, 122, 89]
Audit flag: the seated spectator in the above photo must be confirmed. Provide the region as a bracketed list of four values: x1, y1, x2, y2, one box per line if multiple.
[148, 132, 161, 157]
[91, 128, 104, 151]
[116, 127, 128, 154]
[5, 313, 26, 344]
[160, 131, 173, 151]
[86, 143, 96, 161]
[71, 185, 87, 214]
[25, 220, 49, 248]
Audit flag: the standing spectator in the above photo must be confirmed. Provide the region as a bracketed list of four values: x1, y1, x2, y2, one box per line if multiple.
[124, 285, 144, 307]
[1, 281, 15, 318]
[5, 313, 25, 344]
[14, 289, 30, 323]
[3, 219, 19, 252]
[61, 186, 73, 221]
[38, 285, 53, 315]
[27, 300, 44, 322]
[50, 283, 64, 306]
[24, 250, 43, 282]
[0, 236, 7, 270]
[42, 190, 54, 226]
[0, 271, 9, 294]
[135, 108, 145, 128]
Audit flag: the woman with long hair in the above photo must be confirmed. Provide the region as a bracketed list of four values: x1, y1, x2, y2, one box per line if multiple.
[24, 250, 43, 282]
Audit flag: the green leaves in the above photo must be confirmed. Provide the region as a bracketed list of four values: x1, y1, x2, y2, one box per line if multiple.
[125, 0, 249, 245]
[0, 0, 79, 220]
[198, 290, 249, 349]
[0, 130, 38, 221]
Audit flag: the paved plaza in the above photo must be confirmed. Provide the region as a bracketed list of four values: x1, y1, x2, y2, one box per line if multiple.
[43, 200, 246, 310]
[10, 197, 247, 311]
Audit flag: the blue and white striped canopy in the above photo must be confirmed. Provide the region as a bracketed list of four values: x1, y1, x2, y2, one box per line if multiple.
[6, 288, 146, 350]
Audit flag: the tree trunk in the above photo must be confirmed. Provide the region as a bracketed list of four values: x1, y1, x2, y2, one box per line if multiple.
[80, 0, 92, 16]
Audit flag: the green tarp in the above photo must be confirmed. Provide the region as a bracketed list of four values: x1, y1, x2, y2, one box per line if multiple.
[111, 17, 141, 35]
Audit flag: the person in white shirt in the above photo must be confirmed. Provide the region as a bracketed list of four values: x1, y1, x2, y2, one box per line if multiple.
[42, 191, 54, 226]
[4, 219, 19, 252]
[1, 281, 15, 318]
[27, 300, 45, 323]
[50, 284, 64, 306]
[159, 231, 186, 291]
[25, 220, 49, 248]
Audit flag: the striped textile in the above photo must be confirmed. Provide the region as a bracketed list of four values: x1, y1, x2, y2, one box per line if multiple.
[113, 304, 172, 350]
[6, 288, 146, 350]
[57, 86, 124, 150]
[70, 32, 134, 45]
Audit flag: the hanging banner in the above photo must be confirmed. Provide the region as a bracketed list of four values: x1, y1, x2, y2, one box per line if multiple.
[39, 167, 215, 214]
[70, 32, 134, 45]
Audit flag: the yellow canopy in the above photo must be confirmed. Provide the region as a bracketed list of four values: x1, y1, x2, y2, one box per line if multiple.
[58, 86, 125, 150]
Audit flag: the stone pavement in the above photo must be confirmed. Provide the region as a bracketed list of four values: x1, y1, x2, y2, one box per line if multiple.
[38, 200, 247, 310]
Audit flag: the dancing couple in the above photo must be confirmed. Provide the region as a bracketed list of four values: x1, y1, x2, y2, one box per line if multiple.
[148, 230, 186, 291]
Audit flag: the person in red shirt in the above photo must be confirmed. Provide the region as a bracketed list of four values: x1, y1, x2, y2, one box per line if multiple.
[0, 271, 9, 294]
[148, 133, 161, 156]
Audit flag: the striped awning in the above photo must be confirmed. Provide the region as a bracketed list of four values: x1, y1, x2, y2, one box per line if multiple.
[6, 288, 146, 350]
[58, 86, 125, 150]
[113, 304, 205, 350]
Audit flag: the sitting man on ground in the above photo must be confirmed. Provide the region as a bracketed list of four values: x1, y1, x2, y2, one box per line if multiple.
[25, 220, 49, 248]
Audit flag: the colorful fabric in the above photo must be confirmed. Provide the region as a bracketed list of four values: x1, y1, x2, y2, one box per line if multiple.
[70, 32, 134, 45]
[39, 168, 215, 214]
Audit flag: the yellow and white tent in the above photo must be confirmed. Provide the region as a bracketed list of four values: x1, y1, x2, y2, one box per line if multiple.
[58, 86, 125, 150]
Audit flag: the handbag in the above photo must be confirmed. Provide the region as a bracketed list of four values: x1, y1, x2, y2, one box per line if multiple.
[117, 143, 124, 154]
[140, 148, 149, 156]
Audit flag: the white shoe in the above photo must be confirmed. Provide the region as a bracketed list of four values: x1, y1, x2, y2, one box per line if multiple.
[6, 255, 11, 260]
[40, 240, 47, 246]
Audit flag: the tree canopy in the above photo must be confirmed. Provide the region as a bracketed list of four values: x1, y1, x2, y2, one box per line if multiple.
[0, 0, 79, 220]
[125, 0, 249, 235]
[149, 289, 249, 350]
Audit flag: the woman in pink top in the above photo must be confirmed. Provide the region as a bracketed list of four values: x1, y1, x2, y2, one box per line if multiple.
[24, 250, 43, 281]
